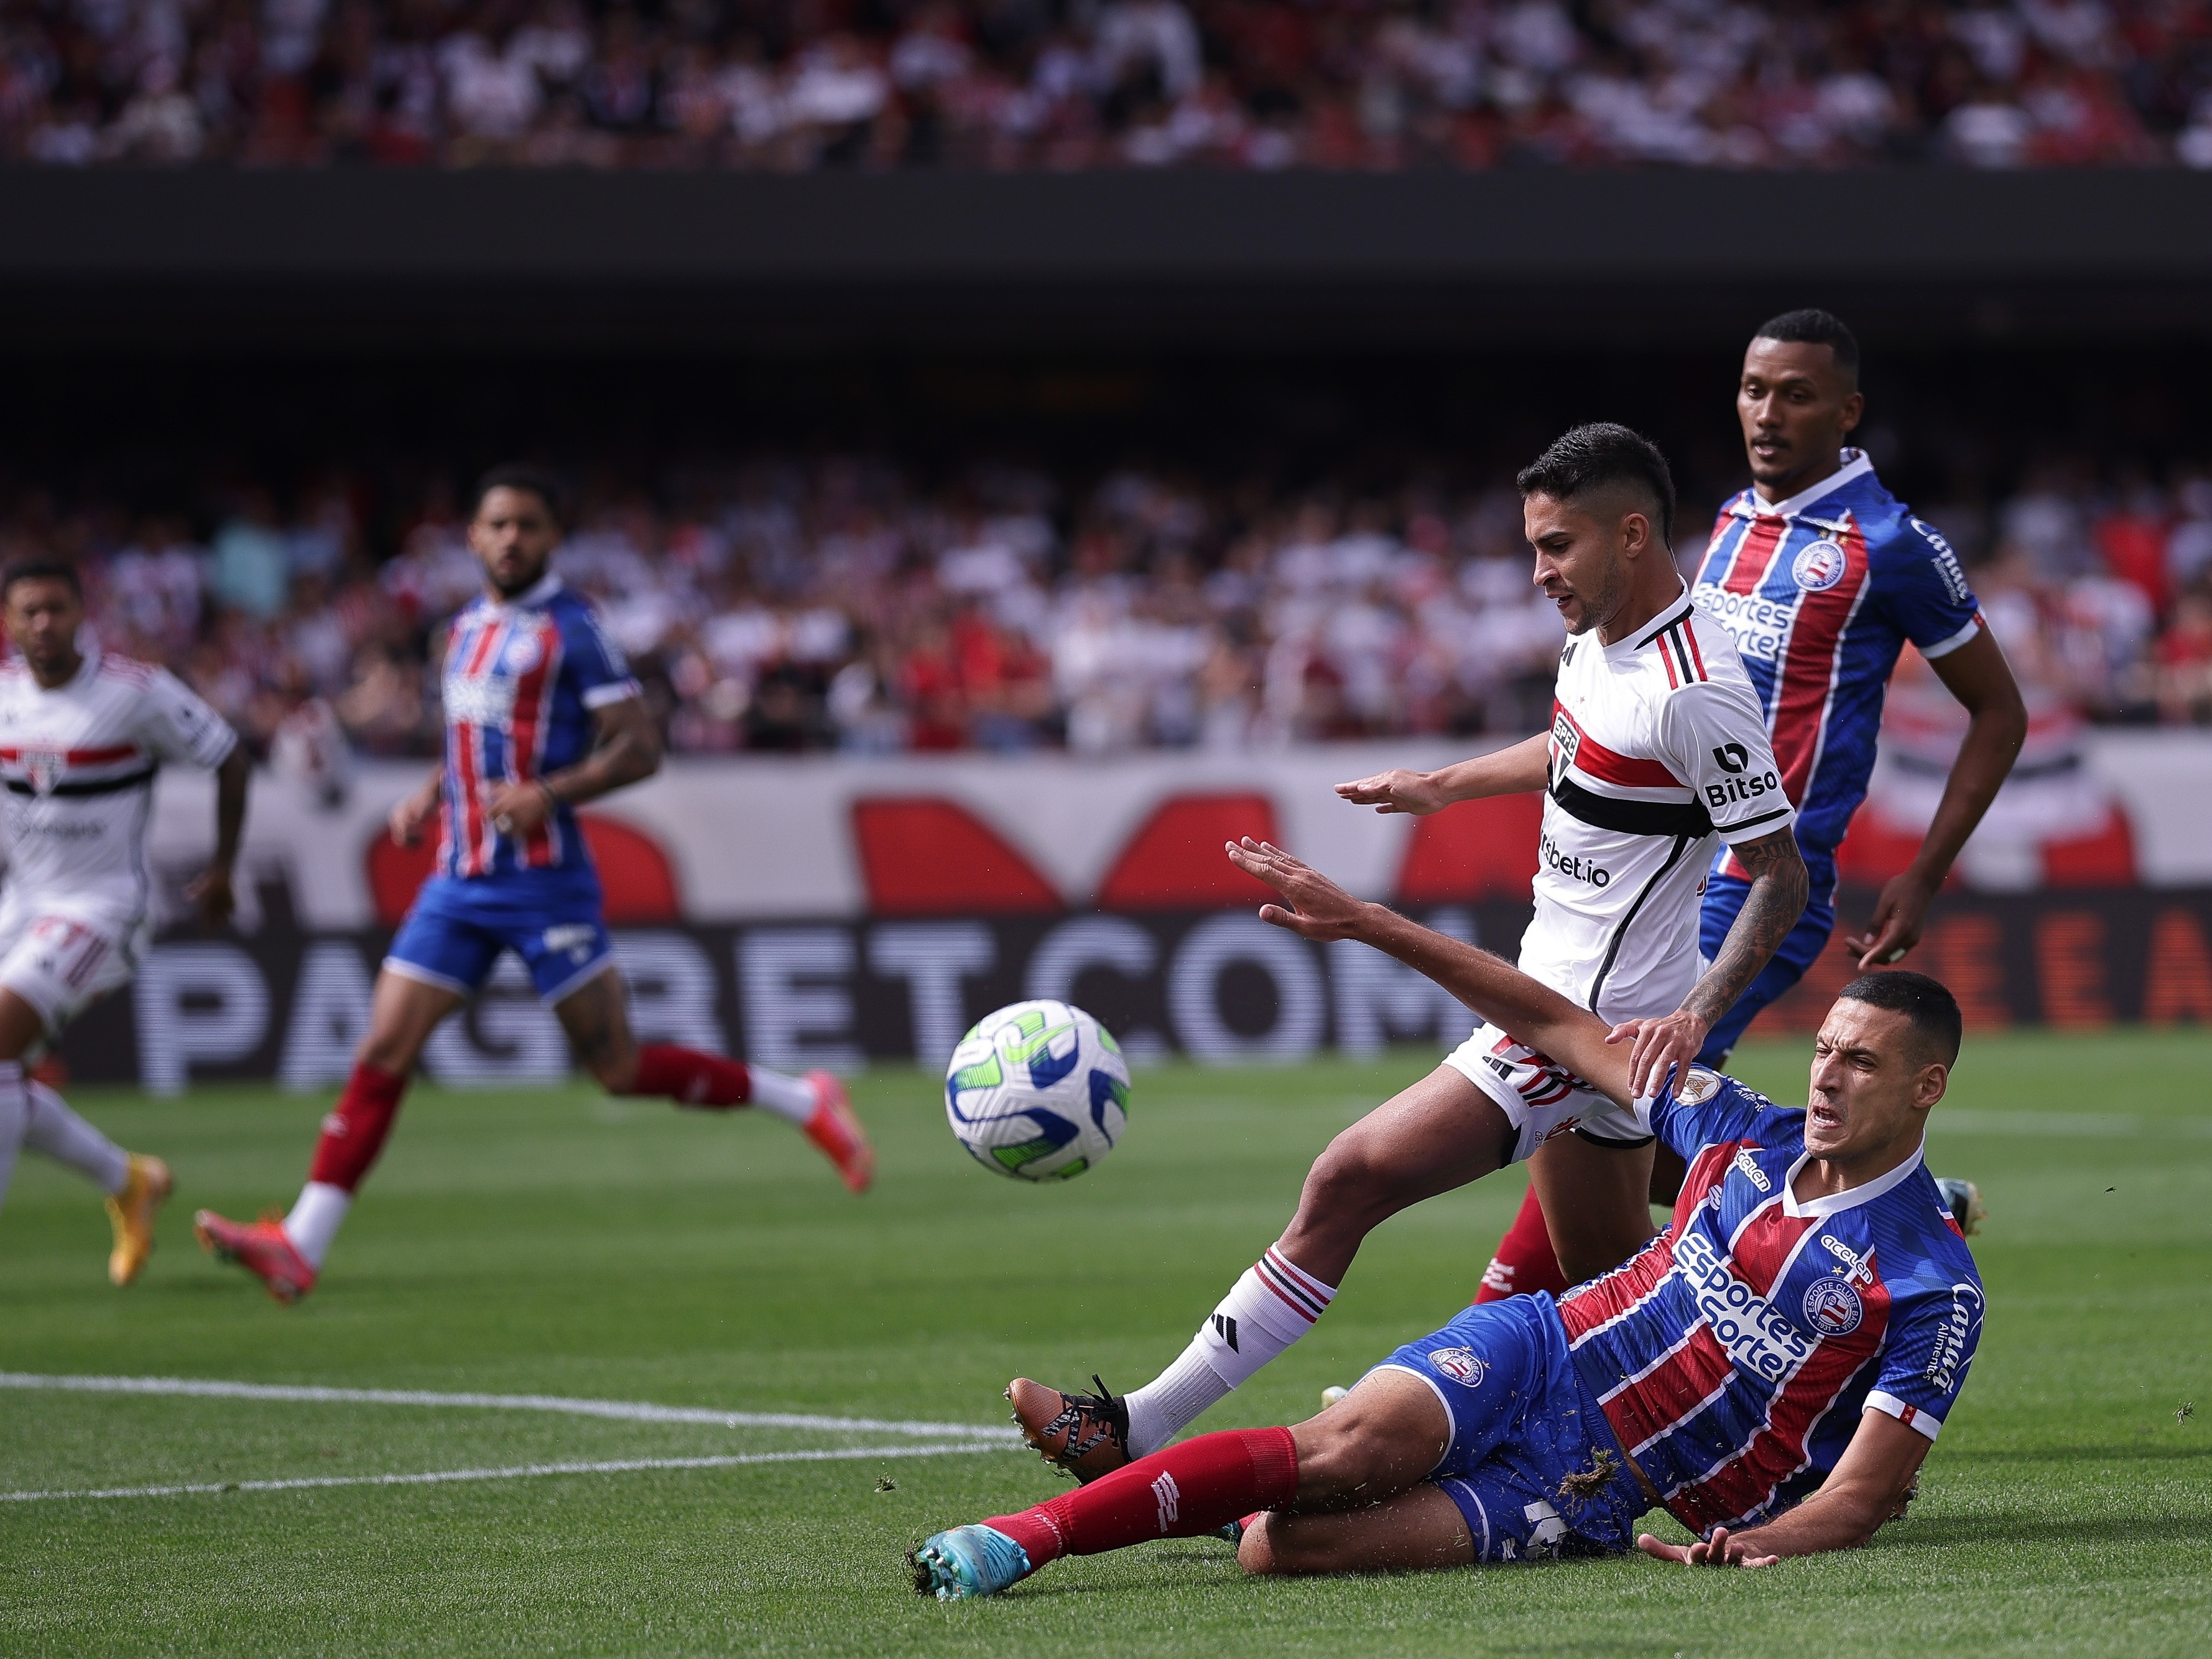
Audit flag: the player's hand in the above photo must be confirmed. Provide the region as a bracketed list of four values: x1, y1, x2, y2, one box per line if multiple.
[1604, 1010, 1708, 1101]
[1228, 838, 1369, 941]
[1844, 869, 1937, 971]
[1333, 769, 1450, 816]
[185, 865, 236, 931]
[485, 780, 555, 840]
[389, 788, 439, 847]
[1636, 1527, 1780, 1568]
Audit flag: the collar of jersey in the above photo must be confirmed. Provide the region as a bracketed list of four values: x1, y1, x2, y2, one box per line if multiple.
[1733, 449, 1874, 522]
[1613, 583, 1695, 658]
[1778, 1136, 1924, 1220]
[477, 572, 563, 615]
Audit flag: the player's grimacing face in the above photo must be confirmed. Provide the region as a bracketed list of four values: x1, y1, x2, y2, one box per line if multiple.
[1805, 1000, 1947, 1159]
[4, 578, 84, 673]
[1738, 338, 1863, 496]
[469, 486, 562, 597]
[1524, 492, 1636, 638]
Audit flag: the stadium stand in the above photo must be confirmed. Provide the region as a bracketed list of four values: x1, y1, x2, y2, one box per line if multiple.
[2, 447, 2208, 769]
[3, 0, 2211, 171]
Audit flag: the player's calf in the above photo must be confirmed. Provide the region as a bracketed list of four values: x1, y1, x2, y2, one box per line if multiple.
[1239, 1485, 1474, 1577]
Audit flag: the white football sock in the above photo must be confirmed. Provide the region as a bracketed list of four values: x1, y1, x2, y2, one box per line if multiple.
[1123, 1245, 1338, 1457]
[285, 1182, 353, 1270]
[24, 1080, 129, 1194]
[0, 1063, 24, 1209]
[746, 1065, 817, 1125]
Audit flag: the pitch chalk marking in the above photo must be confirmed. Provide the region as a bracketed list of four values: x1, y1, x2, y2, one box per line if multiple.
[0, 1373, 1020, 1442]
[0, 1443, 998, 1505]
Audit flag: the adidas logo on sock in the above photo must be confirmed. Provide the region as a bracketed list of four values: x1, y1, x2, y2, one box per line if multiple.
[1151, 1471, 1181, 1531]
[1211, 1314, 1239, 1352]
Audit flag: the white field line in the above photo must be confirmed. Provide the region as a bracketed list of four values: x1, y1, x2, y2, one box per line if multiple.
[0, 1443, 998, 1505]
[0, 1373, 1020, 1442]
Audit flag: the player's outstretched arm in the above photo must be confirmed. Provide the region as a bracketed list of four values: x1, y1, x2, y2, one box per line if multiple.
[1226, 838, 1634, 1106]
[1334, 733, 1550, 816]
[1636, 1410, 1931, 1568]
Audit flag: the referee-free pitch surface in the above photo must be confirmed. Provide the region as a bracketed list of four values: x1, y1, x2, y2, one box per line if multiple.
[2, 1033, 2208, 1657]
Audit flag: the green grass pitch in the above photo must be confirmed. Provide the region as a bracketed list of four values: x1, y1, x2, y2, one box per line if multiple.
[2, 1029, 2209, 1656]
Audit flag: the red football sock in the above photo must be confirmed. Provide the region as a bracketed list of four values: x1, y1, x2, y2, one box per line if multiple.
[624, 1044, 754, 1108]
[1473, 1183, 1571, 1304]
[306, 1064, 409, 1192]
[984, 1427, 1298, 1568]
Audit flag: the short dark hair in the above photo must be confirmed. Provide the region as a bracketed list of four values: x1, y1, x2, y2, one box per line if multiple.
[1515, 423, 1677, 549]
[1836, 969, 1962, 1066]
[2, 559, 82, 600]
[471, 463, 569, 529]
[1754, 308, 1860, 376]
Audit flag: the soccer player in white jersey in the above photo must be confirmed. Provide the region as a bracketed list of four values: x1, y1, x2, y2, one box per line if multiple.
[1007, 425, 1810, 1482]
[0, 560, 250, 1283]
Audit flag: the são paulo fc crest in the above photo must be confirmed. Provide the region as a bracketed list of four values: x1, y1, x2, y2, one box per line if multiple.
[1428, 1347, 1488, 1387]
[1791, 539, 1848, 592]
[1802, 1276, 1864, 1337]
[20, 749, 64, 796]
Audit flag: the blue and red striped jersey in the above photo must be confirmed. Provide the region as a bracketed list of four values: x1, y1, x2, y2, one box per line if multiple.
[436, 574, 641, 880]
[1692, 452, 1984, 856]
[1557, 1067, 1983, 1537]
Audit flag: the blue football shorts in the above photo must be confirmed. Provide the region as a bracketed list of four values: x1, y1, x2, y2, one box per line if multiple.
[1368, 1293, 1649, 1561]
[385, 865, 616, 1006]
[1698, 845, 1839, 1062]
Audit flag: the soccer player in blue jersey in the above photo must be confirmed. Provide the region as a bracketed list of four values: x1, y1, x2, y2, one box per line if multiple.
[912, 840, 1981, 1597]
[197, 467, 873, 1303]
[1473, 309, 2024, 1296]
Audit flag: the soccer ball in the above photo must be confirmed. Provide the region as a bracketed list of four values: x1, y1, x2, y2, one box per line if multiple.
[943, 1000, 1131, 1181]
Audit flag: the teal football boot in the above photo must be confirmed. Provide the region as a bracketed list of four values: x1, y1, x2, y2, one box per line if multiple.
[909, 1525, 1034, 1599]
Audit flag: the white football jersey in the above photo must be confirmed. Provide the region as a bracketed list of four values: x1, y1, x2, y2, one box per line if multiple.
[0, 644, 238, 929]
[1520, 588, 1793, 1022]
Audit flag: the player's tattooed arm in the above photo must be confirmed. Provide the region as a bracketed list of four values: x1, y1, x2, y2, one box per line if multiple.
[491, 697, 664, 835]
[1613, 825, 1808, 1099]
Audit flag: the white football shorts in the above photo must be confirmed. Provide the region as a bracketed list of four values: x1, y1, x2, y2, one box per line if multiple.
[0, 910, 139, 1034]
[1442, 1020, 1651, 1164]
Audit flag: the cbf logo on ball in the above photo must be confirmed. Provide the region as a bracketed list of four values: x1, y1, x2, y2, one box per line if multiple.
[1428, 1347, 1488, 1387]
[1791, 539, 1849, 592]
[1802, 1276, 1865, 1337]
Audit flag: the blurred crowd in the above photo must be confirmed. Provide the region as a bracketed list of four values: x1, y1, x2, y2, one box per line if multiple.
[5, 450, 2212, 786]
[5, 0, 2212, 171]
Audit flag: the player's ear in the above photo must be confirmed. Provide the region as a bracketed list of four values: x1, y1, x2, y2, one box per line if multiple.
[1838, 389, 1864, 437]
[1913, 1059, 1948, 1112]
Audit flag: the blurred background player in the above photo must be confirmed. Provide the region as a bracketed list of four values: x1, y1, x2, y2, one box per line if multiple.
[195, 466, 873, 1303]
[0, 560, 249, 1284]
[1471, 309, 2025, 1306]
[1006, 425, 1809, 1480]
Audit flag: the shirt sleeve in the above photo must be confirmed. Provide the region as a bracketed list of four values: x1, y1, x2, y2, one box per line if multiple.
[136, 669, 240, 768]
[560, 602, 644, 710]
[1877, 516, 1986, 661]
[1655, 674, 1797, 847]
[1633, 1067, 1768, 1164]
[1864, 1276, 1984, 1442]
